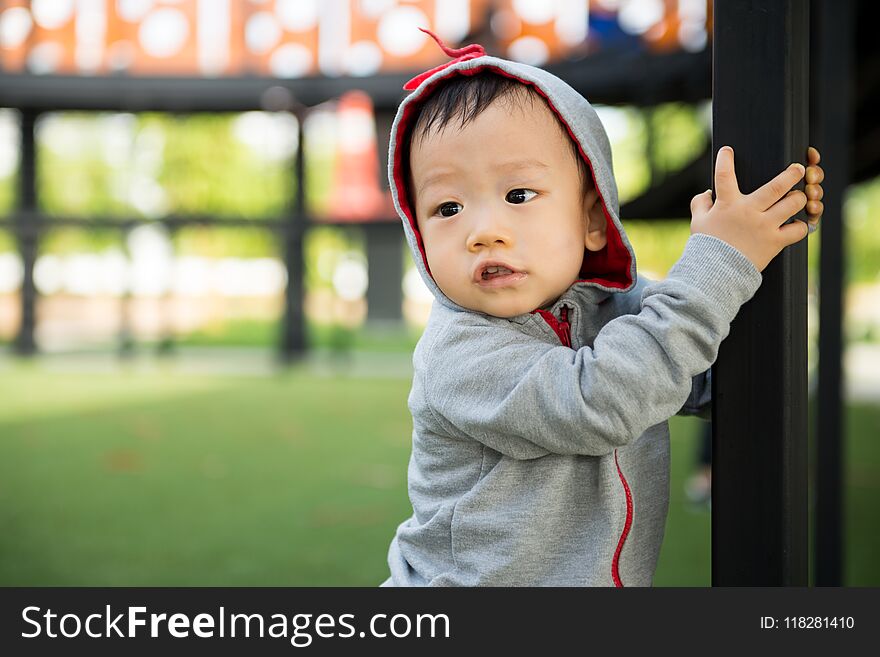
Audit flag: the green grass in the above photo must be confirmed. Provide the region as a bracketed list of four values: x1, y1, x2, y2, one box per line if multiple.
[0, 365, 414, 586]
[174, 319, 421, 353]
[0, 364, 877, 586]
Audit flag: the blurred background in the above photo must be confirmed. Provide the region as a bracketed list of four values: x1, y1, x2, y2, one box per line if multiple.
[0, 0, 876, 586]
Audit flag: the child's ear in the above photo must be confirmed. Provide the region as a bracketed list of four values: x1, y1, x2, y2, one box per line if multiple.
[583, 186, 608, 252]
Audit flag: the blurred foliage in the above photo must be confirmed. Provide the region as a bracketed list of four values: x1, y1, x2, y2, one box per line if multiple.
[172, 225, 280, 259]
[604, 106, 651, 205]
[38, 227, 121, 255]
[36, 115, 134, 219]
[621, 220, 692, 279]
[648, 102, 710, 176]
[304, 225, 364, 292]
[611, 102, 709, 205]
[0, 173, 13, 216]
[844, 177, 880, 284]
[0, 228, 14, 252]
[0, 108, 16, 216]
[154, 113, 291, 218]
[34, 112, 296, 220]
[0, 104, 876, 285]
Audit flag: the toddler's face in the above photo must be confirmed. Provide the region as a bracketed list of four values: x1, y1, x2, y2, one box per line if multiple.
[409, 94, 606, 318]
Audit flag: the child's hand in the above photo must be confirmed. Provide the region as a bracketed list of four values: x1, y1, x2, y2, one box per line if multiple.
[690, 146, 813, 272]
[805, 146, 824, 232]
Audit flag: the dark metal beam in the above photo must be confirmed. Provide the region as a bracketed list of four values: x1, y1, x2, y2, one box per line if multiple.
[811, 0, 853, 587]
[0, 48, 711, 113]
[365, 222, 404, 325]
[0, 213, 399, 232]
[366, 109, 404, 325]
[280, 112, 307, 362]
[711, 0, 810, 586]
[13, 110, 38, 357]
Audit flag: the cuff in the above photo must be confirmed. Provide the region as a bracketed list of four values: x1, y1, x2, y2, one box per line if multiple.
[666, 233, 763, 319]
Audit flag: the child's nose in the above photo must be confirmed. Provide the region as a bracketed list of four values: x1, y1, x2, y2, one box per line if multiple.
[466, 211, 514, 252]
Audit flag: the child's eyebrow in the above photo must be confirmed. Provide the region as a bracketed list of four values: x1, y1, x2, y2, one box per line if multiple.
[497, 159, 551, 172]
[417, 170, 458, 199]
[416, 159, 550, 198]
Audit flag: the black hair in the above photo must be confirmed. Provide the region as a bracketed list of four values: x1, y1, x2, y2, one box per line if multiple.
[405, 71, 592, 203]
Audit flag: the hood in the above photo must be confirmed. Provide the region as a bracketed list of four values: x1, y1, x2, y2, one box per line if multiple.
[388, 29, 638, 314]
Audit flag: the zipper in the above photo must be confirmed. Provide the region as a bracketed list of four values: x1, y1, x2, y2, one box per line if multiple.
[557, 305, 571, 348]
[534, 302, 632, 585]
[536, 303, 631, 586]
[534, 304, 572, 348]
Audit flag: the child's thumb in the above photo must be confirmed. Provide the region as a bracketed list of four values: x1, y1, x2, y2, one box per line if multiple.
[690, 189, 713, 217]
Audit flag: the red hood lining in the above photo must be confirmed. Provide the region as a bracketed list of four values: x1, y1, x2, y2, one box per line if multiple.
[392, 64, 633, 299]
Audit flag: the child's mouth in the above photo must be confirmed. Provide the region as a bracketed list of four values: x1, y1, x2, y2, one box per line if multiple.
[477, 266, 527, 287]
[482, 265, 514, 280]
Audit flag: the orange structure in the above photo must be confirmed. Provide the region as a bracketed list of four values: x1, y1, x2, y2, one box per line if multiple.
[0, 1, 711, 78]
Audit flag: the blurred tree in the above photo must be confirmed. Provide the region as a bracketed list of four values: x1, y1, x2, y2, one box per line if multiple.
[0, 107, 875, 285]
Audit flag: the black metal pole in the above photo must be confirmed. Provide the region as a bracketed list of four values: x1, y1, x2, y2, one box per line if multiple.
[366, 109, 404, 326]
[811, 0, 852, 587]
[280, 111, 307, 362]
[711, 0, 810, 586]
[118, 226, 136, 359]
[157, 224, 176, 358]
[14, 110, 38, 357]
[365, 223, 404, 326]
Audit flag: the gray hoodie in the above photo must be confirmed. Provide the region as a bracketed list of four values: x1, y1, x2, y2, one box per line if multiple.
[381, 40, 762, 586]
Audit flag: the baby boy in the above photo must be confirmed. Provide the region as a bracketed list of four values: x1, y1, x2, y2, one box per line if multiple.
[381, 31, 824, 586]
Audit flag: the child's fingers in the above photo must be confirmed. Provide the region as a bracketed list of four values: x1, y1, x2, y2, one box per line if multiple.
[778, 217, 810, 246]
[806, 164, 824, 185]
[806, 184, 824, 201]
[690, 189, 713, 217]
[749, 163, 805, 211]
[766, 189, 807, 225]
[714, 147, 741, 201]
[807, 200, 824, 217]
[808, 146, 821, 164]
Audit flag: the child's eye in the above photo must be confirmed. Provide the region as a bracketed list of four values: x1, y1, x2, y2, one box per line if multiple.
[436, 202, 462, 218]
[506, 188, 537, 204]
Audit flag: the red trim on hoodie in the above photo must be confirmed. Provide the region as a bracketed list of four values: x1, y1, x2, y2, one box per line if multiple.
[502, 74, 632, 290]
[534, 306, 572, 348]
[392, 63, 634, 296]
[535, 305, 634, 587]
[612, 449, 634, 587]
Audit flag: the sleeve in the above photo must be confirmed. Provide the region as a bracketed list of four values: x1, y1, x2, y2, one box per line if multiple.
[421, 233, 759, 459]
[637, 274, 713, 420]
[677, 368, 712, 420]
